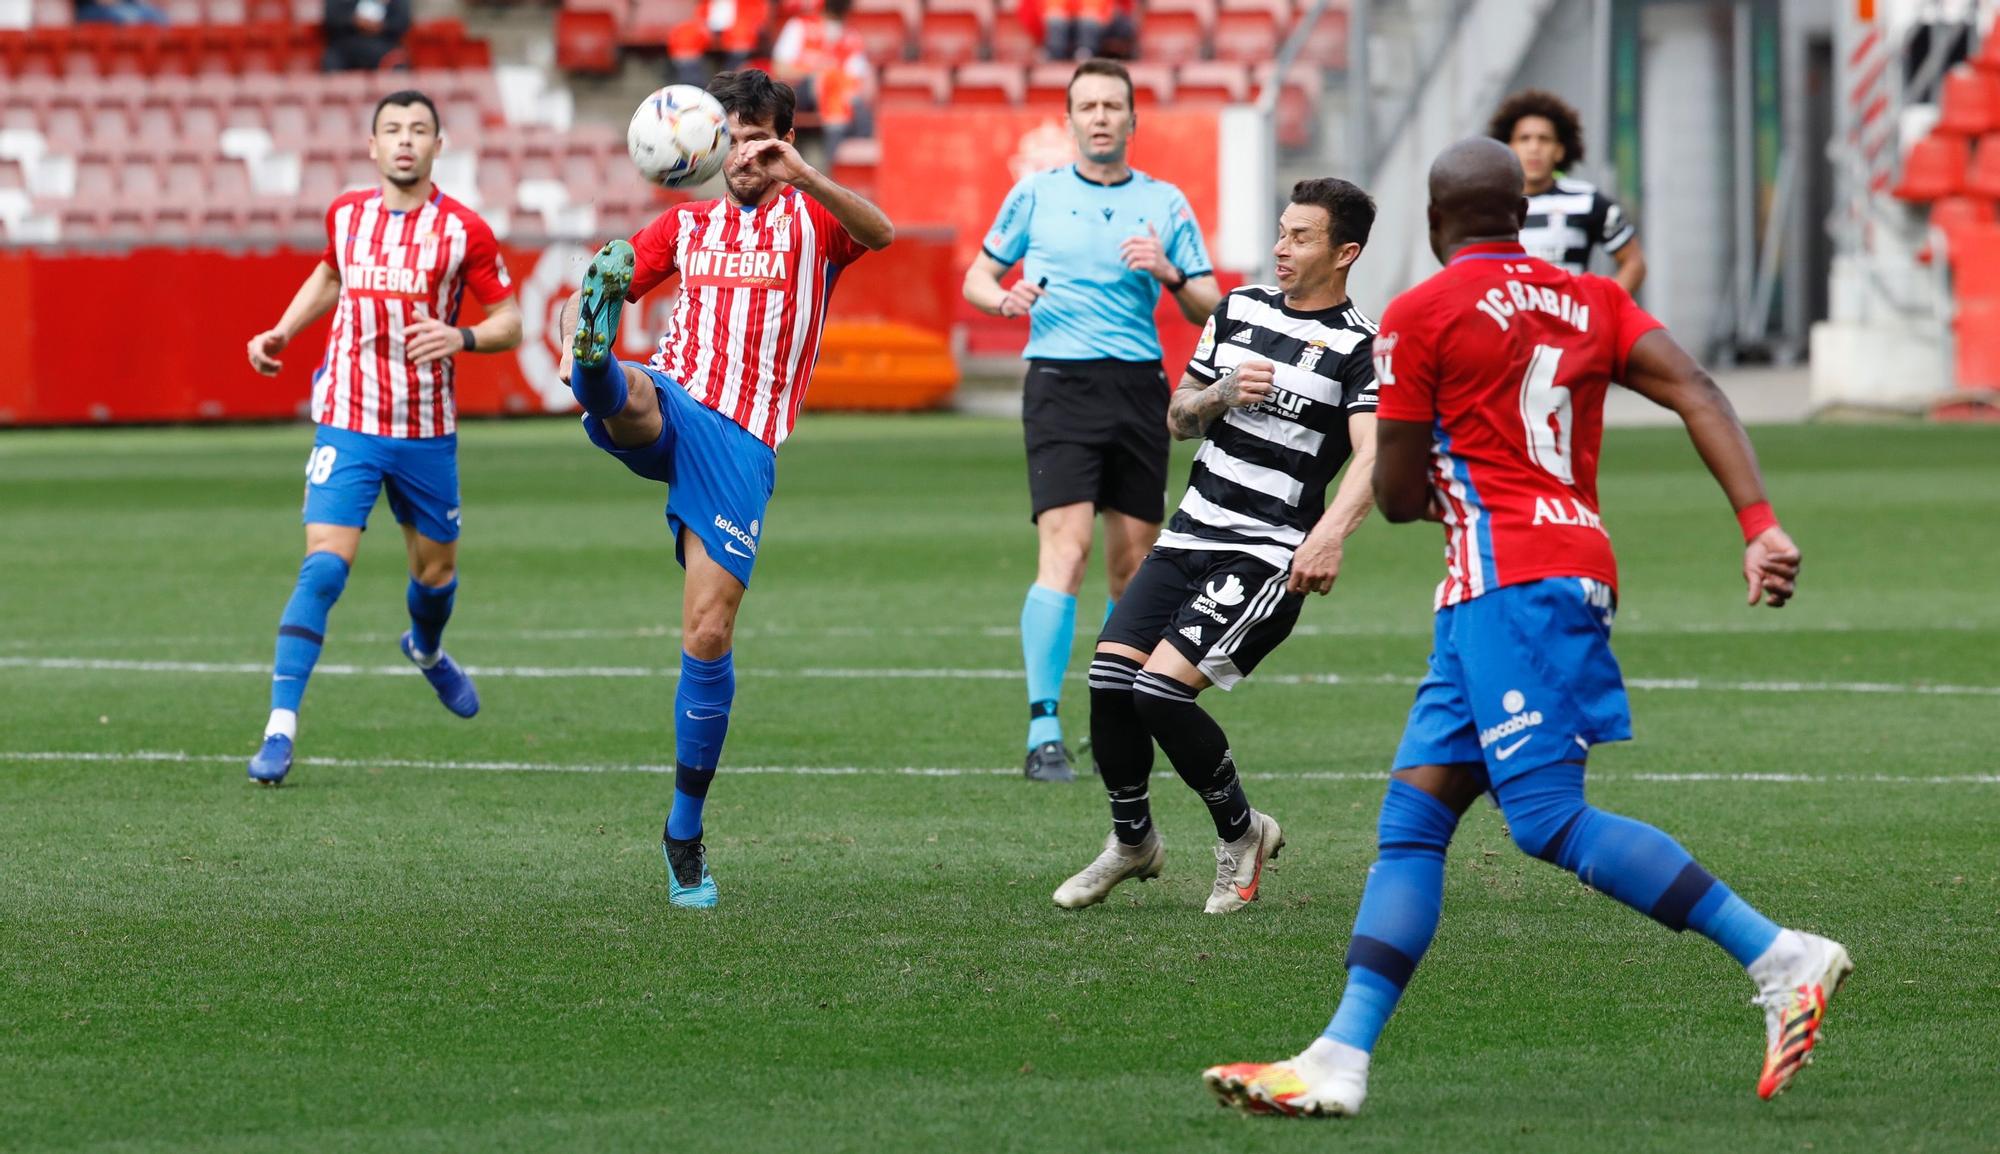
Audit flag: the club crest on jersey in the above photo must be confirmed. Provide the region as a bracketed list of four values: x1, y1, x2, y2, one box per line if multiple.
[1296, 340, 1328, 373]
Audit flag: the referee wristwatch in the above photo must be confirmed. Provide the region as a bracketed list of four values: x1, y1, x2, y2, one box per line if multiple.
[1163, 267, 1189, 292]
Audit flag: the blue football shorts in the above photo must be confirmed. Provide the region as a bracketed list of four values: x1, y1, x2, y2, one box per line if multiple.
[300, 423, 461, 543]
[581, 367, 778, 589]
[1392, 576, 1633, 787]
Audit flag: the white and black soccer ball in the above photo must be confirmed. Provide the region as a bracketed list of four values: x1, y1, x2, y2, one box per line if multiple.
[627, 85, 730, 189]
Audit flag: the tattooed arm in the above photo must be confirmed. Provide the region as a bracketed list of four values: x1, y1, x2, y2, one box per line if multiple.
[1166, 359, 1276, 441]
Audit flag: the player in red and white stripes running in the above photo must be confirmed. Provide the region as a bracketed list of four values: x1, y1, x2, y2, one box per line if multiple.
[241, 90, 522, 786]
[559, 70, 892, 908]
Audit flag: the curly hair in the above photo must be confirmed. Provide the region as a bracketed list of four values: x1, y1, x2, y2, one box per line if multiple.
[1487, 89, 1586, 167]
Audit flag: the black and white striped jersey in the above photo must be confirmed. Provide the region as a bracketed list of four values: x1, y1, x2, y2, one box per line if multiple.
[1520, 176, 1636, 274]
[1159, 285, 1378, 569]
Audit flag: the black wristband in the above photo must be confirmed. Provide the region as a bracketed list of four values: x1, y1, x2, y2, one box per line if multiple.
[458, 327, 477, 352]
[1164, 267, 1188, 292]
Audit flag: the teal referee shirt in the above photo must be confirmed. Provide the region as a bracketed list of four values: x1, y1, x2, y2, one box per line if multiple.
[981, 165, 1213, 364]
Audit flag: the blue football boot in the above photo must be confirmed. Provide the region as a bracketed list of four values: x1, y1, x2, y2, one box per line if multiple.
[401, 631, 480, 718]
[572, 239, 634, 370]
[664, 836, 719, 910]
[247, 734, 293, 785]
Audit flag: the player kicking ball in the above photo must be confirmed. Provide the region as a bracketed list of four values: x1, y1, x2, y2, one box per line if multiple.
[1203, 138, 1848, 1117]
[559, 70, 892, 909]
[243, 90, 522, 785]
[1053, 179, 1381, 915]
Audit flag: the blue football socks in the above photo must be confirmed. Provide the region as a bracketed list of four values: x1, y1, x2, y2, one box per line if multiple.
[1324, 780, 1460, 1052]
[269, 551, 349, 716]
[1494, 762, 1782, 966]
[405, 576, 456, 661]
[570, 351, 629, 419]
[668, 650, 734, 841]
[1020, 584, 1077, 750]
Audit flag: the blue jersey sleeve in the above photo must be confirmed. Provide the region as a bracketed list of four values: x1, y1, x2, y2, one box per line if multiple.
[981, 176, 1037, 268]
[1163, 191, 1213, 278]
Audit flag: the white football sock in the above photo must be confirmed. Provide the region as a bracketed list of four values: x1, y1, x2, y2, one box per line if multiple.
[1747, 928, 1810, 990]
[1297, 1036, 1370, 1077]
[265, 708, 298, 739]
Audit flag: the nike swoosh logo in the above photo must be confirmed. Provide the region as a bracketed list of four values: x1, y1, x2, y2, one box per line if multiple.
[273, 675, 299, 681]
[1235, 858, 1263, 903]
[723, 541, 753, 558]
[684, 711, 725, 721]
[1494, 735, 1532, 761]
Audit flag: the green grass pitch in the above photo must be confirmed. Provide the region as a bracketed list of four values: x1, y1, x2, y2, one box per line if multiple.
[2, 416, 1996, 1153]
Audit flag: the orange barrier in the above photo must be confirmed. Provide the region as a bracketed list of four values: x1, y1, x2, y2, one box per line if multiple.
[0, 231, 958, 427]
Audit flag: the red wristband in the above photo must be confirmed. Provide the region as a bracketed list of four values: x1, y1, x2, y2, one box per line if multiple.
[1736, 500, 1778, 542]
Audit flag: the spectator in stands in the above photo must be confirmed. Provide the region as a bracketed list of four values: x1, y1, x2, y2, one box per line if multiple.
[74, 0, 167, 25]
[1043, 0, 1112, 60]
[669, 0, 768, 87]
[322, 0, 412, 72]
[772, 0, 874, 158]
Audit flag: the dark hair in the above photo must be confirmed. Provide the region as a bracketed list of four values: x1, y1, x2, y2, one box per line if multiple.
[1487, 89, 1585, 166]
[371, 90, 440, 134]
[708, 69, 796, 138]
[1067, 58, 1134, 110]
[1290, 177, 1376, 250]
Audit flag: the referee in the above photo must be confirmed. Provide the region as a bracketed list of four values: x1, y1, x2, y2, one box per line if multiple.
[963, 58, 1220, 783]
[1488, 88, 1647, 295]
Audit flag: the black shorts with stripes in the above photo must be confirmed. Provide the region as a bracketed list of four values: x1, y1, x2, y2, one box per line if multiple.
[1099, 546, 1303, 690]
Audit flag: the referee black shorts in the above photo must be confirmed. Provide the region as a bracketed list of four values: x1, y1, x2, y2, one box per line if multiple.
[1022, 357, 1170, 524]
[1099, 546, 1304, 690]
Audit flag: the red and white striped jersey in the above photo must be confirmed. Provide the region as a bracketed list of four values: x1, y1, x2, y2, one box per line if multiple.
[315, 188, 513, 439]
[627, 186, 869, 449]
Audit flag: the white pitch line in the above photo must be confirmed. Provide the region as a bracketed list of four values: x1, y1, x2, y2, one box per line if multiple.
[1, 750, 1996, 785]
[2, 655, 1998, 698]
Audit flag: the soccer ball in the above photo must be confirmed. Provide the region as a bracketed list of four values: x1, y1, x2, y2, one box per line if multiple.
[627, 85, 730, 189]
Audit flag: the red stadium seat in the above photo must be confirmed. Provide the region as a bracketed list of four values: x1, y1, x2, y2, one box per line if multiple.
[846, 0, 915, 63]
[1958, 134, 2000, 199]
[1124, 61, 1173, 106]
[1212, 0, 1282, 63]
[988, 12, 1037, 63]
[1894, 134, 1969, 201]
[1137, 0, 1211, 66]
[879, 62, 952, 104]
[0, 157, 24, 190]
[1936, 65, 2000, 136]
[1025, 62, 1074, 105]
[830, 135, 880, 202]
[59, 204, 113, 243]
[1253, 60, 1320, 150]
[86, 96, 137, 147]
[954, 62, 1026, 104]
[32, 0, 75, 27]
[557, 8, 622, 73]
[624, 0, 697, 46]
[1918, 195, 1994, 265]
[163, 147, 210, 200]
[72, 150, 118, 202]
[917, 0, 990, 67]
[1174, 60, 1250, 104]
[42, 94, 86, 144]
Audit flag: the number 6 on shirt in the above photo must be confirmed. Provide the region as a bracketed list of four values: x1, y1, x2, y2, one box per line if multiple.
[1518, 344, 1573, 484]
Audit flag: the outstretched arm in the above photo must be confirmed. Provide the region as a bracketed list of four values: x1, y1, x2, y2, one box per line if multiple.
[1620, 327, 1799, 607]
[246, 262, 341, 376]
[1165, 359, 1274, 441]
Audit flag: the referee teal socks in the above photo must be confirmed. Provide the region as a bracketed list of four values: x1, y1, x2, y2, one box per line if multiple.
[1020, 584, 1076, 750]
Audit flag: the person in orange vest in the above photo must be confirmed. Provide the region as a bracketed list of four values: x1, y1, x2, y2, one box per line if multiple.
[772, 0, 874, 157]
[668, 0, 769, 86]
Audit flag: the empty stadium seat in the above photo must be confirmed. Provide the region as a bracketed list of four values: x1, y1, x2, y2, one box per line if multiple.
[1137, 0, 1210, 66]
[557, 7, 621, 73]
[1174, 59, 1250, 103]
[1125, 61, 1173, 105]
[955, 61, 1026, 104]
[830, 136, 880, 202]
[1936, 65, 2000, 136]
[1918, 195, 1994, 265]
[847, 0, 915, 63]
[1212, 0, 1282, 63]
[988, 11, 1037, 63]
[1896, 134, 1970, 202]
[918, 0, 989, 67]
[1254, 60, 1321, 150]
[1025, 62, 1074, 104]
[1288, 1, 1346, 68]
[880, 62, 952, 103]
[1959, 134, 2000, 199]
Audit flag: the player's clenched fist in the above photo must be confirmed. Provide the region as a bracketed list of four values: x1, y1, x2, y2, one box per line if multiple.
[1744, 526, 1801, 608]
[404, 317, 463, 367]
[998, 278, 1045, 318]
[1219, 360, 1276, 408]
